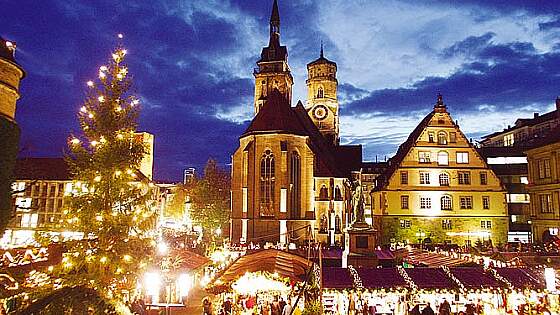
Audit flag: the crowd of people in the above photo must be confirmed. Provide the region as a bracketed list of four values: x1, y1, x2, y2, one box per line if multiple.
[203, 295, 303, 315]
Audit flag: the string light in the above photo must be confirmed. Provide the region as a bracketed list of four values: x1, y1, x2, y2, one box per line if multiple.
[118, 33, 124, 39]
[99, 66, 108, 71]
[100, 256, 108, 264]
[132, 99, 139, 106]
[87, 81, 94, 87]
[94, 176, 101, 182]
[98, 96, 105, 102]
[91, 140, 99, 146]
[88, 113, 94, 119]
[99, 71, 106, 79]
[115, 106, 122, 112]
[80, 106, 87, 113]
[71, 138, 80, 145]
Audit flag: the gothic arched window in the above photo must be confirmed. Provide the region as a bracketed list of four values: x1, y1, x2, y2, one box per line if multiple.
[441, 195, 452, 210]
[334, 185, 342, 201]
[317, 87, 324, 98]
[335, 215, 341, 233]
[439, 173, 450, 186]
[260, 150, 275, 217]
[319, 185, 328, 200]
[290, 152, 301, 218]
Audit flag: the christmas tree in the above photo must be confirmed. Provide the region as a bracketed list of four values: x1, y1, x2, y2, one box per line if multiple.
[60, 37, 156, 300]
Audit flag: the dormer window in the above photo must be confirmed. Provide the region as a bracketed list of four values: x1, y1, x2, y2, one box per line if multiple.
[438, 132, 447, 145]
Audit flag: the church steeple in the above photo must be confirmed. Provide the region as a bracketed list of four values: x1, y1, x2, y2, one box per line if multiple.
[270, 0, 280, 35]
[253, 0, 293, 115]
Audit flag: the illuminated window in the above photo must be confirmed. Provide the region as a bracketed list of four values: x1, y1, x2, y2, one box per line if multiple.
[481, 220, 492, 229]
[400, 220, 411, 229]
[483, 196, 490, 209]
[456, 152, 469, 164]
[437, 151, 449, 165]
[458, 172, 471, 185]
[290, 152, 301, 215]
[420, 172, 431, 185]
[480, 172, 488, 185]
[441, 195, 452, 210]
[540, 194, 553, 213]
[419, 151, 431, 163]
[334, 185, 342, 201]
[260, 150, 275, 217]
[428, 132, 435, 143]
[438, 132, 448, 145]
[450, 132, 457, 143]
[400, 171, 408, 185]
[401, 195, 409, 209]
[335, 215, 341, 233]
[420, 197, 431, 209]
[442, 219, 452, 230]
[317, 87, 324, 98]
[538, 159, 551, 179]
[520, 176, 529, 184]
[439, 173, 450, 186]
[460, 196, 473, 209]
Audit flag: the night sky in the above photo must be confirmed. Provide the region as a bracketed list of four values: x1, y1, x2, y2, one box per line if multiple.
[2, 1, 560, 181]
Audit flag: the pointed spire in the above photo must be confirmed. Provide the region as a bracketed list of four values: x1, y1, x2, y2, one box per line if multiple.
[270, 0, 280, 34]
[320, 40, 324, 58]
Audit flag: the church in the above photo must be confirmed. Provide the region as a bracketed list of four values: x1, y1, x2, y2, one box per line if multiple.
[229, 0, 508, 247]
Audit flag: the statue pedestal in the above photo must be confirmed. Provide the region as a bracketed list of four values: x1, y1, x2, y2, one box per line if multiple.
[342, 226, 378, 268]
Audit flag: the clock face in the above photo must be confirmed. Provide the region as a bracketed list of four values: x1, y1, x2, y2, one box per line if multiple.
[313, 105, 328, 120]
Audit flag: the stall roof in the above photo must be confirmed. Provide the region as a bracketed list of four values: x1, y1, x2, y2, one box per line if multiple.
[405, 268, 459, 289]
[449, 267, 505, 289]
[322, 267, 353, 289]
[496, 268, 545, 290]
[403, 249, 469, 267]
[211, 249, 313, 288]
[357, 268, 408, 289]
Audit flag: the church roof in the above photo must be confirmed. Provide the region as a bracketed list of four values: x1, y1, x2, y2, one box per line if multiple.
[307, 44, 336, 67]
[242, 90, 308, 136]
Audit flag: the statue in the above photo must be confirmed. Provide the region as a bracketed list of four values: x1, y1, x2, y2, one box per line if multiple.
[346, 179, 367, 228]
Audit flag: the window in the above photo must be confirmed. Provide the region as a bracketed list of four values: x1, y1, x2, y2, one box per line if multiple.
[482, 196, 490, 209]
[439, 173, 450, 186]
[401, 195, 409, 209]
[428, 132, 435, 143]
[419, 172, 431, 184]
[538, 159, 552, 179]
[319, 185, 328, 200]
[458, 172, 471, 185]
[260, 150, 275, 217]
[438, 132, 448, 145]
[335, 215, 341, 233]
[481, 220, 492, 229]
[317, 87, 324, 98]
[334, 185, 342, 201]
[503, 133, 514, 146]
[400, 171, 408, 185]
[520, 176, 529, 184]
[442, 219, 452, 230]
[420, 197, 432, 209]
[460, 196, 473, 209]
[400, 220, 411, 229]
[457, 152, 469, 164]
[320, 215, 328, 233]
[290, 152, 301, 216]
[441, 195, 452, 210]
[480, 172, 488, 185]
[419, 151, 431, 163]
[540, 194, 553, 213]
[450, 132, 457, 143]
[437, 151, 449, 165]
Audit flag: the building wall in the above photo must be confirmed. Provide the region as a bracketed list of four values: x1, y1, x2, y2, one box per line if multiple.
[373, 107, 508, 246]
[254, 61, 293, 114]
[231, 133, 316, 244]
[527, 141, 560, 242]
[305, 61, 339, 144]
[0, 58, 24, 120]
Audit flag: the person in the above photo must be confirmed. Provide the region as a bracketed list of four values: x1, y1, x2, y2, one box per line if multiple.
[203, 297, 213, 315]
[421, 303, 435, 315]
[281, 301, 292, 315]
[410, 304, 421, 315]
[271, 298, 281, 315]
[438, 299, 451, 315]
[279, 297, 286, 313]
[348, 293, 356, 315]
[222, 298, 232, 315]
[262, 301, 271, 315]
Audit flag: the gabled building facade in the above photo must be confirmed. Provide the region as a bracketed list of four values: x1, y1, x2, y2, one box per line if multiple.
[371, 96, 509, 246]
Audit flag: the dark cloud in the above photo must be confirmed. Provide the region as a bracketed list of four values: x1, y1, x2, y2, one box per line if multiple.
[539, 18, 560, 31]
[440, 32, 495, 59]
[343, 40, 560, 116]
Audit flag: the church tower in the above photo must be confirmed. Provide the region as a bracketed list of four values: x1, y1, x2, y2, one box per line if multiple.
[306, 45, 339, 145]
[253, 0, 293, 115]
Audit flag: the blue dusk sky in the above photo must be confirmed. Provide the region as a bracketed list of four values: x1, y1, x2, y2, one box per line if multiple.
[2, 0, 560, 181]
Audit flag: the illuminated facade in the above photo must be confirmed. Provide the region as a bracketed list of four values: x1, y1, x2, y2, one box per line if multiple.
[371, 96, 509, 246]
[230, 0, 361, 245]
[525, 133, 560, 242]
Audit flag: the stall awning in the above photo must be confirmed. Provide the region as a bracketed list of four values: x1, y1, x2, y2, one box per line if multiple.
[496, 268, 546, 290]
[449, 267, 506, 289]
[209, 249, 313, 292]
[357, 268, 408, 289]
[322, 267, 353, 289]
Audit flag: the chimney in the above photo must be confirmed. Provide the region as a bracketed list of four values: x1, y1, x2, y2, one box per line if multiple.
[534, 112, 539, 119]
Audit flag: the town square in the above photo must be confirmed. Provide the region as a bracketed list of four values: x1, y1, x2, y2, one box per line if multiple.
[1, 0, 560, 314]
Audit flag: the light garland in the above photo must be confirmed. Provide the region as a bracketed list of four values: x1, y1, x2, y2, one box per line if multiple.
[441, 265, 465, 291]
[347, 265, 363, 290]
[397, 266, 418, 291]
